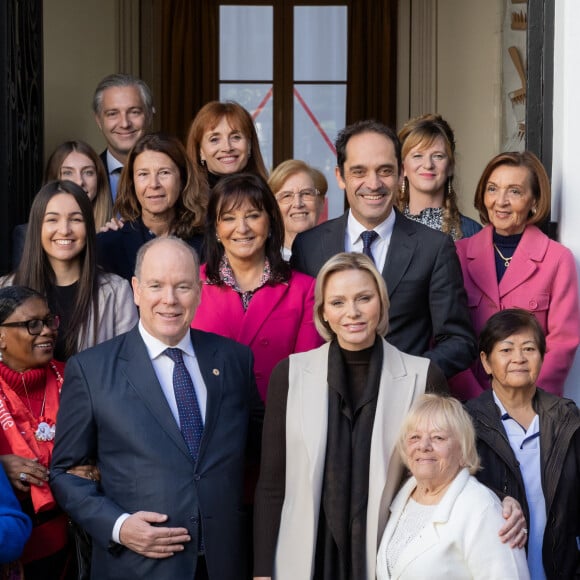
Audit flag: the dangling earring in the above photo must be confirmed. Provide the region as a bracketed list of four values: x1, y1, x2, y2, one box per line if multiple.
[200, 158, 206, 167]
[448, 178, 453, 196]
[216, 235, 222, 243]
[531, 207, 537, 215]
[401, 178, 406, 196]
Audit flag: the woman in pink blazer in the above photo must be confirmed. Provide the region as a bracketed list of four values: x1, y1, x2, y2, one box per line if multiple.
[451, 151, 580, 398]
[192, 173, 323, 400]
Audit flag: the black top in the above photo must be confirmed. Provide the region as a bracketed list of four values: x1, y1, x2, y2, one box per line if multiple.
[47, 281, 79, 361]
[96, 218, 204, 281]
[253, 340, 447, 576]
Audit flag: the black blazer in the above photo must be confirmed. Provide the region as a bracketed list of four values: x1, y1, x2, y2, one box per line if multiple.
[51, 326, 263, 580]
[96, 218, 204, 281]
[291, 210, 476, 377]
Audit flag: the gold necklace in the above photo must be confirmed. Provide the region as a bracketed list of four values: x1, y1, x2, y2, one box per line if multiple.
[493, 243, 513, 267]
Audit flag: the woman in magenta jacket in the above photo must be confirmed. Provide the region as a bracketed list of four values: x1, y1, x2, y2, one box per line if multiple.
[451, 151, 580, 399]
[192, 173, 323, 401]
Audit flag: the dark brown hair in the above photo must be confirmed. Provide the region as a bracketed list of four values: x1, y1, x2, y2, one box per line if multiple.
[13, 180, 99, 358]
[114, 133, 206, 239]
[479, 308, 546, 359]
[204, 173, 290, 284]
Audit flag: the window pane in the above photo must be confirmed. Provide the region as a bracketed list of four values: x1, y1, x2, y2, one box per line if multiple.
[294, 6, 347, 82]
[220, 6, 273, 81]
[220, 83, 273, 172]
[293, 84, 346, 219]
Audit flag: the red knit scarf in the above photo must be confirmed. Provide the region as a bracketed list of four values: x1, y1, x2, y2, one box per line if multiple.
[0, 360, 63, 512]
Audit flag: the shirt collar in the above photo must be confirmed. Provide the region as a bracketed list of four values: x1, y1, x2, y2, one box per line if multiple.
[138, 321, 196, 361]
[346, 208, 395, 245]
[106, 150, 124, 174]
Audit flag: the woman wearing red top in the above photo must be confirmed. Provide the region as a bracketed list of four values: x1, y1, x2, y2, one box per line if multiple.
[0, 286, 69, 579]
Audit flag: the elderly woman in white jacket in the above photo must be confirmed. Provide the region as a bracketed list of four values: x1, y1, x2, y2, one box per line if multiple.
[376, 394, 530, 580]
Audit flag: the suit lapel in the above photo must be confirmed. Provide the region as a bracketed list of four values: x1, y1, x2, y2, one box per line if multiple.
[120, 328, 193, 462]
[325, 213, 350, 258]
[498, 225, 547, 297]
[190, 329, 224, 464]
[391, 469, 470, 577]
[238, 283, 289, 345]
[465, 226, 501, 305]
[383, 213, 417, 297]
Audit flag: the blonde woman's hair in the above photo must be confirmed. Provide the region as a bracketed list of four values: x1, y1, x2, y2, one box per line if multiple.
[314, 252, 389, 341]
[397, 394, 481, 475]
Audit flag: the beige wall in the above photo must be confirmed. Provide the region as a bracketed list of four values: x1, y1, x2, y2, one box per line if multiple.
[398, 0, 502, 222]
[43, 0, 117, 162]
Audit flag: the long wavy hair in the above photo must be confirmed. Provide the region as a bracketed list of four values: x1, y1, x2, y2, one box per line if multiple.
[13, 180, 100, 358]
[44, 140, 112, 230]
[114, 133, 206, 239]
[204, 173, 290, 285]
[398, 114, 463, 238]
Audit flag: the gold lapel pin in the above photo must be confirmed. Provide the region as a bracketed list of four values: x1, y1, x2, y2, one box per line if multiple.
[212, 369, 220, 376]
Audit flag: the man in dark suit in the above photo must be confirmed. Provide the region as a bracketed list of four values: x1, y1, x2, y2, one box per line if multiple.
[291, 120, 476, 378]
[51, 237, 263, 579]
[93, 73, 155, 201]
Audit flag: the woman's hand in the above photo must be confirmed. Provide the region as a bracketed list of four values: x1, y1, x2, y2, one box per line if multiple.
[0, 454, 49, 492]
[66, 465, 100, 482]
[99, 217, 124, 232]
[499, 496, 527, 548]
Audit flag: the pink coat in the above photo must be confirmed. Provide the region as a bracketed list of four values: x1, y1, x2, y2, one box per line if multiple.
[192, 265, 323, 401]
[451, 224, 580, 398]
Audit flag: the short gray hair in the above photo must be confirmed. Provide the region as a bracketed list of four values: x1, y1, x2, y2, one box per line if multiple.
[398, 394, 481, 475]
[134, 237, 199, 281]
[93, 73, 155, 122]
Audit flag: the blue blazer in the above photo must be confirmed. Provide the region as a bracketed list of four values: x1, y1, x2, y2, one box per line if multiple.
[0, 464, 31, 564]
[50, 326, 263, 580]
[96, 218, 204, 281]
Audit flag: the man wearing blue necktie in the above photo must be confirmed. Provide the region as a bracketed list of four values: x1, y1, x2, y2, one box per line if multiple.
[93, 74, 155, 202]
[51, 237, 263, 579]
[291, 120, 476, 379]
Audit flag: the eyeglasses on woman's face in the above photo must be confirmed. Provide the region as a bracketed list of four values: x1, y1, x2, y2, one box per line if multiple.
[0, 314, 61, 336]
[275, 188, 320, 205]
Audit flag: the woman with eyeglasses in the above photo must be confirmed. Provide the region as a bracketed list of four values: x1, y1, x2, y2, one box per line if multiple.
[268, 160, 328, 260]
[4, 180, 137, 362]
[0, 286, 71, 578]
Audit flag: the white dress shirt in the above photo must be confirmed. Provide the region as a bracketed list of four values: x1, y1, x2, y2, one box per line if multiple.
[345, 209, 396, 272]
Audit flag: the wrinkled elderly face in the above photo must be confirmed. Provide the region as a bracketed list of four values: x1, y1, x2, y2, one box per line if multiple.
[404, 419, 463, 488]
[483, 165, 536, 236]
[480, 329, 542, 393]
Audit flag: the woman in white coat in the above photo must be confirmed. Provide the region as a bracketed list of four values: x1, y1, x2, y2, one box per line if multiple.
[376, 394, 529, 580]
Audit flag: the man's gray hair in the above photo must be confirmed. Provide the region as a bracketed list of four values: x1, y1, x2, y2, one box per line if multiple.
[93, 73, 155, 121]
